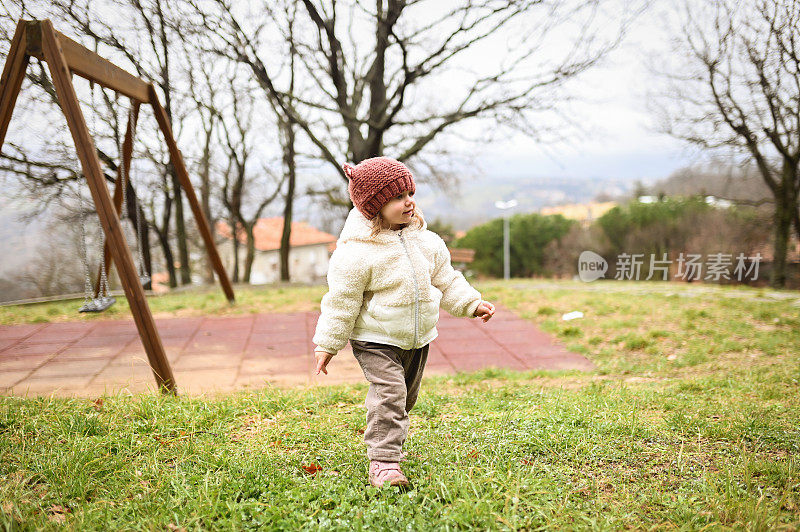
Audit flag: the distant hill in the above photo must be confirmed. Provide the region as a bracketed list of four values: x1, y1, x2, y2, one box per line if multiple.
[286, 171, 649, 235]
[643, 160, 771, 204]
[412, 174, 643, 231]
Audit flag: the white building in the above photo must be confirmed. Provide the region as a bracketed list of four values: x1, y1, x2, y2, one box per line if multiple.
[217, 218, 337, 284]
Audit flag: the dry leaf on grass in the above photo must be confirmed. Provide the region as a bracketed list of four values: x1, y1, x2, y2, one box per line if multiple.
[301, 463, 323, 475]
[231, 415, 277, 442]
[47, 505, 70, 523]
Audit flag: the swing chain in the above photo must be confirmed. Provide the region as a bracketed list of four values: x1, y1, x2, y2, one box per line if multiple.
[78, 187, 93, 306]
[135, 193, 150, 285]
[119, 115, 129, 223]
[119, 104, 150, 285]
[79, 80, 115, 312]
[94, 83, 111, 304]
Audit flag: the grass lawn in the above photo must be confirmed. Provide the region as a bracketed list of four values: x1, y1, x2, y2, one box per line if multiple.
[0, 283, 324, 326]
[1, 279, 799, 530]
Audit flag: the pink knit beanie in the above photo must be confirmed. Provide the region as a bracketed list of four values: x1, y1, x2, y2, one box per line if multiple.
[342, 156, 416, 220]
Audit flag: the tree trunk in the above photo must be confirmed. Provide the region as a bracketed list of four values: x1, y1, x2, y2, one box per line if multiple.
[124, 182, 153, 290]
[200, 127, 215, 284]
[153, 225, 177, 289]
[280, 119, 297, 282]
[158, 188, 177, 288]
[770, 177, 796, 289]
[171, 170, 191, 285]
[243, 223, 256, 283]
[230, 216, 240, 283]
[139, 206, 153, 290]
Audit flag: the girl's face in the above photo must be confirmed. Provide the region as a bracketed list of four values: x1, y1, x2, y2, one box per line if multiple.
[379, 190, 416, 229]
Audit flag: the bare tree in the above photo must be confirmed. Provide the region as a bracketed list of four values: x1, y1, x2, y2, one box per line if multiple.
[648, 0, 800, 288]
[144, 145, 180, 287]
[0, 1, 183, 288]
[275, 0, 301, 282]
[179, 0, 308, 283]
[217, 69, 286, 283]
[189, 0, 638, 209]
[181, 38, 225, 284]
[46, 0, 195, 285]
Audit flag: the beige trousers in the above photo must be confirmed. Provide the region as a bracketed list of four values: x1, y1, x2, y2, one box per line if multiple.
[349, 339, 429, 461]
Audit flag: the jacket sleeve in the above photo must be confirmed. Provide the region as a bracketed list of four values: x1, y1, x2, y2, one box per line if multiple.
[312, 243, 370, 355]
[315, 345, 337, 355]
[430, 236, 482, 318]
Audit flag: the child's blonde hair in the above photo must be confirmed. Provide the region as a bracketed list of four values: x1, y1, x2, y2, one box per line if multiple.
[368, 205, 426, 238]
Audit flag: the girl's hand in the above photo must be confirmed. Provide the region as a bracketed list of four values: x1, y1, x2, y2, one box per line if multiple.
[315, 350, 334, 375]
[473, 300, 495, 322]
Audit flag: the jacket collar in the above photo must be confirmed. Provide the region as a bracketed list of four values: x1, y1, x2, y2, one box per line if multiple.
[338, 206, 427, 244]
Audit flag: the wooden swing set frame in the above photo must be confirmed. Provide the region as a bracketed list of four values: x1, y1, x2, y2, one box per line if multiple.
[0, 19, 237, 395]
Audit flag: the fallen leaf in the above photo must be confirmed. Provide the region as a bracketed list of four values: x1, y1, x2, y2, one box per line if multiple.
[47, 505, 70, 523]
[301, 463, 323, 475]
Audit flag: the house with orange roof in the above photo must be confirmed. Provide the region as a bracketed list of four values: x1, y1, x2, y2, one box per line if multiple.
[216, 217, 337, 284]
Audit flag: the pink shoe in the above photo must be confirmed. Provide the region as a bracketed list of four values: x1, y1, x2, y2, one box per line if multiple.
[369, 460, 410, 487]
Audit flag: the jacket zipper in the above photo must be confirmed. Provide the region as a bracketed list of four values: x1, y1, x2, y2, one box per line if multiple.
[398, 229, 419, 348]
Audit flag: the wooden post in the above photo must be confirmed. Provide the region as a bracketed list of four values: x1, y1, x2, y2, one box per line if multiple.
[40, 20, 176, 394]
[0, 21, 30, 148]
[1, 19, 239, 394]
[94, 101, 140, 297]
[148, 84, 236, 303]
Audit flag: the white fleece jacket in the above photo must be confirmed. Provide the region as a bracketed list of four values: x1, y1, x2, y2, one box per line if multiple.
[312, 206, 482, 354]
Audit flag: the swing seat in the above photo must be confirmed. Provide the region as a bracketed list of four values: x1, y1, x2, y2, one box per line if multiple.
[79, 296, 117, 313]
[140, 274, 151, 286]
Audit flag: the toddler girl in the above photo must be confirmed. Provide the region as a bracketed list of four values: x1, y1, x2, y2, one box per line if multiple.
[312, 156, 495, 488]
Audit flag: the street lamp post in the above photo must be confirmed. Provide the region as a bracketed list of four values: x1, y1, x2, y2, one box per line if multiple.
[494, 199, 517, 280]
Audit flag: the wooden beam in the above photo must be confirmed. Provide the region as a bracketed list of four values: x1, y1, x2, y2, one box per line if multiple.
[0, 21, 30, 148]
[148, 84, 236, 303]
[25, 19, 149, 102]
[95, 101, 140, 297]
[40, 20, 176, 395]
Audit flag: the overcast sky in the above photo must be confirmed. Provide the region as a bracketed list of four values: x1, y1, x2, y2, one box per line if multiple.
[461, 0, 704, 184]
[1, 0, 709, 206]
